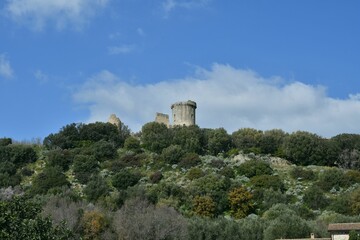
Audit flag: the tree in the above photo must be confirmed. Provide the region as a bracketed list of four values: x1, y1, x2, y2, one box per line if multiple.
[124, 136, 141, 152]
[171, 125, 204, 154]
[141, 122, 171, 153]
[84, 176, 110, 202]
[259, 129, 287, 155]
[161, 145, 184, 164]
[113, 198, 188, 240]
[46, 149, 73, 171]
[283, 131, 324, 165]
[31, 166, 70, 195]
[0, 197, 73, 239]
[73, 155, 99, 184]
[112, 169, 141, 190]
[231, 128, 263, 153]
[81, 210, 107, 240]
[303, 185, 329, 210]
[192, 195, 216, 217]
[228, 186, 254, 219]
[205, 128, 232, 155]
[236, 159, 273, 178]
[0, 138, 12, 146]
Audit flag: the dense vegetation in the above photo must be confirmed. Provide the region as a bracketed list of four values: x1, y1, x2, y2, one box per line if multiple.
[1, 121, 360, 239]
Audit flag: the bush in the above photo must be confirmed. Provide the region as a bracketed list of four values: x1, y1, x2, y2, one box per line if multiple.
[161, 145, 184, 164]
[187, 168, 205, 180]
[46, 149, 73, 171]
[236, 159, 273, 178]
[112, 169, 141, 190]
[84, 176, 110, 202]
[73, 155, 99, 184]
[0, 138, 12, 146]
[290, 167, 316, 181]
[118, 153, 141, 167]
[303, 185, 329, 210]
[124, 136, 141, 153]
[228, 186, 254, 219]
[192, 195, 216, 217]
[31, 166, 70, 195]
[317, 168, 349, 191]
[250, 175, 285, 192]
[149, 171, 163, 184]
[178, 153, 201, 169]
[219, 166, 235, 179]
[209, 159, 226, 169]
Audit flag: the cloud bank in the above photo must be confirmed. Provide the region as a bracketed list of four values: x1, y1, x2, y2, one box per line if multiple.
[0, 54, 14, 79]
[73, 64, 360, 137]
[4, 0, 109, 30]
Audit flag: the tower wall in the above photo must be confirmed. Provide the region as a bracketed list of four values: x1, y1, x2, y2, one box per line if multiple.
[171, 100, 196, 126]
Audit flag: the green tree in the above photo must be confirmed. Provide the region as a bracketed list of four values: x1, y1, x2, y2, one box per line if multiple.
[112, 169, 141, 190]
[231, 128, 263, 153]
[192, 195, 216, 217]
[124, 136, 141, 152]
[141, 122, 171, 153]
[228, 186, 254, 219]
[205, 128, 232, 155]
[73, 155, 99, 184]
[46, 149, 73, 171]
[84, 176, 110, 202]
[236, 159, 273, 178]
[171, 125, 204, 154]
[259, 129, 287, 155]
[161, 144, 184, 164]
[303, 185, 329, 210]
[0, 197, 73, 239]
[31, 166, 70, 195]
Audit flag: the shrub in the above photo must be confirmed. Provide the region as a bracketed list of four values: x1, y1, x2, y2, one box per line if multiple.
[161, 145, 184, 164]
[118, 153, 141, 167]
[187, 168, 205, 180]
[73, 155, 99, 184]
[46, 149, 73, 171]
[112, 169, 141, 190]
[31, 166, 69, 195]
[81, 210, 107, 240]
[236, 159, 273, 178]
[250, 175, 285, 192]
[83, 176, 110, 202]
[228, 186, 254, 219]
[124, 136, 141, 152]
[149, 171, 163, 184]
[0, 138, 12, 146]
[192, 195, 216, 217]
[317, 168, 349, 191]
[290, 167, 316, 181]
[178, 152, 201, 169]
[219, 166, 235, 179]
[303, 185, 329, 210]
[209, 158, 226, 169]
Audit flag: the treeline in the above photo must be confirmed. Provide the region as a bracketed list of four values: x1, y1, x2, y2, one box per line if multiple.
[1, 121, 360, 239]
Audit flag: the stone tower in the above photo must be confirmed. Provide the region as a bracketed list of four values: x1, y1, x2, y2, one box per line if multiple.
[171, 100, 197, 126]
[108, 114, 121, 129]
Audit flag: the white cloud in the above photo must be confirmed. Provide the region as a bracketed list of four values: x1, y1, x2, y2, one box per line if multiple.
[4, 0, 109, 30]
[162, 0, 210, 15]
[108, 45, 136, 55]
[73, 64, 360, 137]
[137, 28, 145, 37]
[0, 54, 14, 79]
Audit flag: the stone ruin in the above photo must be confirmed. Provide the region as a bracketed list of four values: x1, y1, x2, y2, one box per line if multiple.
[155, 100, 197, 127]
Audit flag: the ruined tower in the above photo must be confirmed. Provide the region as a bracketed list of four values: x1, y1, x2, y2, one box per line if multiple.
[171, 100, 197, 126]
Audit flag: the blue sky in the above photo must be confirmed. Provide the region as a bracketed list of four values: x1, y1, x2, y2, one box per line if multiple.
[1, 0, 360, 140]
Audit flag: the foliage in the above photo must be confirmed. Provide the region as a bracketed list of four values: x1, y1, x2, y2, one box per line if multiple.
[31, 166, 70, 195]
[83, 176, 110, 202]
[0, 138, 12, 146]
[0, 197, 73, 239]
[317, 168, 349, 191]
[44, 122, 129, 149]
[290, 166, 316, 181]
[112, 169, 141, 190]
[187, 167, 205, 180]
[113, 198, 188, 240]
[232, 128, 262, 152]
[161, 144, 184, 164]
[338, 149, 360, 170]
[149, 171, 163, 184]
[178, 152, 201, 169]
[124, 136, 141, 153]
[263, 214, 311, 240]
[46, 149, 73, 171]
[350, 187, 360, 215]
[228, 186, 254, 219]
[81, 210, 107, 240]
[192, 195, 216, 217]
[250, 175, 285, 192]
[73, 155, 99, 184]
[171, 125, 204, 154]
[259, 129, 287, 155]
[141, 122, 171, 153]
[303, 185, 329, 210]
[236, 159, 273, 178]
[205, 128, 232, 155]
[91, 140, 117, 161]
[349, 230, 360, 240]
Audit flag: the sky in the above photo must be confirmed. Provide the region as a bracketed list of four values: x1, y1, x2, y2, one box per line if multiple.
[0, 0, 360, 141]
